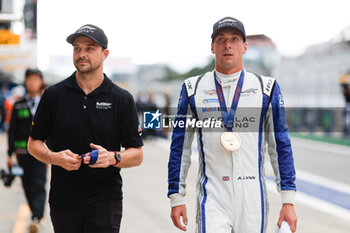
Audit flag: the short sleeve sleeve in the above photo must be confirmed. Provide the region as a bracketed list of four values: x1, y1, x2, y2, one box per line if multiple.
[120, 94, 143, 149]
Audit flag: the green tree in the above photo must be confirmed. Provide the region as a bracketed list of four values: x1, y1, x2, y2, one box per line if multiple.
[163, 57, 215, 81]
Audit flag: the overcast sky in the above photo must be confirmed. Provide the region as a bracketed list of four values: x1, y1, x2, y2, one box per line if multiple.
[37, 0, 350, 72]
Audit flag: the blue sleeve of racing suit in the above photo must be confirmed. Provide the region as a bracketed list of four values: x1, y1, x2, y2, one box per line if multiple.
[266, 82, 296, 193]
[168, 84, 195, 199]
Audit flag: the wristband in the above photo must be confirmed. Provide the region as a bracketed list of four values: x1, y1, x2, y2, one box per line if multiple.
[78, 149, 99, 165]
[89, 149, 99, 164]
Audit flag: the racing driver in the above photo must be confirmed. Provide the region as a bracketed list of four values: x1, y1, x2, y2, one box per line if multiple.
[167, 17, 297, 233]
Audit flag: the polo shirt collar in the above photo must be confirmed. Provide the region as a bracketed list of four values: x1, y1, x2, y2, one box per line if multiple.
[64, 72, 113, 95]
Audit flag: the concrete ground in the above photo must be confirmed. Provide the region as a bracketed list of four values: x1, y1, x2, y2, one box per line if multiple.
[1, 135, 350, 233]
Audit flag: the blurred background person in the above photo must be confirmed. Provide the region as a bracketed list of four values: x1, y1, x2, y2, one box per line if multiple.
[7, 68, 47, 233]
[2, 85, 25, 132]
[136, 92, 159, 138]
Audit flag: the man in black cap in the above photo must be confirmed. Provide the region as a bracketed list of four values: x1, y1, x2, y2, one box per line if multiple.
[8, 68, 46, 233]
[27, 24, 143, 233]
[168, 17, 297, 233]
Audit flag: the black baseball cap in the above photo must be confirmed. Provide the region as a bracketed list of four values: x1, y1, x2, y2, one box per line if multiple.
[66, 24, 108, 49]
[211, 17, 246, 42]
[25, 68, 43, 80]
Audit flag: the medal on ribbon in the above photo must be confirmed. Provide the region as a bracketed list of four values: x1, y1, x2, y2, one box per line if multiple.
[214, 70, 244, 152]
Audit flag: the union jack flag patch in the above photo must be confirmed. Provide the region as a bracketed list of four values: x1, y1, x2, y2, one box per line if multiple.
[222, 176, 230, 181]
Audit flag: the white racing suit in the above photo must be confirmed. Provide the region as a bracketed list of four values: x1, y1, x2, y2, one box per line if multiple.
[168, 70, 296, 233]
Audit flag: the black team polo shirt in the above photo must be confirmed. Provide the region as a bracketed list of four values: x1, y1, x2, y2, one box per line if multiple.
[31, 72, 143, 207]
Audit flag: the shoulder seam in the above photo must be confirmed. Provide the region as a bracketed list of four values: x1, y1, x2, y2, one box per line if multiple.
[192, 73, 205, 97]
[251, 72, 264, 94]
[185, 73, 205, 98]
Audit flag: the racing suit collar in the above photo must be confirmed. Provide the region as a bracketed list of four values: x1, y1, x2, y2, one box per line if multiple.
[215, 69, 242, 87]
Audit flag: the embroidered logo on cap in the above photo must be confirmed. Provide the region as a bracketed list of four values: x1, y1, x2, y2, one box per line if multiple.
[218, 18, 238, 29]
[220, 18, 237, 24]
[77, 25, 96, 34]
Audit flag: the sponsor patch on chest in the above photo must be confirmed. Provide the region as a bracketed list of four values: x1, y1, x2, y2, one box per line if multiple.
[237, 176, 256, 180]
[96, 102, 112, 110]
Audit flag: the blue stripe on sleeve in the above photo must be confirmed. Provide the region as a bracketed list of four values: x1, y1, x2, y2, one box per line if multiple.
[168, 84, 190, 197]
[271, 82, 296, 191]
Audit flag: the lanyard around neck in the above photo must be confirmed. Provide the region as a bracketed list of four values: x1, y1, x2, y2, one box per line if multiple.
[214, 70, 245, 131]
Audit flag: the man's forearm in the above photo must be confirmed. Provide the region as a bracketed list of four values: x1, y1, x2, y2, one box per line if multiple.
[117, 147, 143, 168]
[27, 136, 55, 164]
